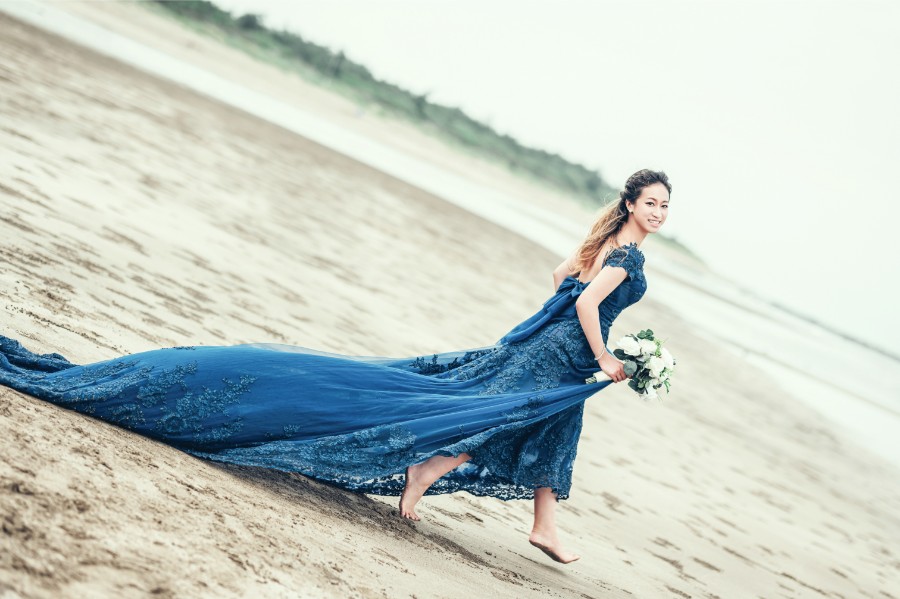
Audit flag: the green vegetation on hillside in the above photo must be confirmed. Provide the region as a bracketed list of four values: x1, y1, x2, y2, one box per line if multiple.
[150, 0, 619, 206]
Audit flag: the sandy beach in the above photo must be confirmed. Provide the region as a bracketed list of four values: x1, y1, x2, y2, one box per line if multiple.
[2, 4, 899, 598]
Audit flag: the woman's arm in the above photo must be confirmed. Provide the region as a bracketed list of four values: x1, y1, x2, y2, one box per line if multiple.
[574, 266, 629, 381]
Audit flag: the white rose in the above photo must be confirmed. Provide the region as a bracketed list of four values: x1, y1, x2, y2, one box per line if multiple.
[639, 338, 657, 356]
[647, 355, 665, 378]
[616, 336, 642, 356]
[643, 386, 658, 400]
[660, 347, 675, 369]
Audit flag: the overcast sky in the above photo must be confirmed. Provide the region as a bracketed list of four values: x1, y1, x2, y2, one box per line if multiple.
[213, 0, 900, 353]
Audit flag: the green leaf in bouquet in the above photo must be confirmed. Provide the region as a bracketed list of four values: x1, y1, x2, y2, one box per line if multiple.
[613, 348, 629, 360]
[623, 360, 638, 376]
[628, 378, 640, 393]
[663, 379, 671, 392]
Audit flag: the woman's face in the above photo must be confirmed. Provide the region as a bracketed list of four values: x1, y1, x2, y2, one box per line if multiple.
[629, 182, 669, 233]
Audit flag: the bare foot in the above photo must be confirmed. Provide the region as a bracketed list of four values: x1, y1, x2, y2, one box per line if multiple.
[399, 464, 428, 521]
[528, 531, 580, 564]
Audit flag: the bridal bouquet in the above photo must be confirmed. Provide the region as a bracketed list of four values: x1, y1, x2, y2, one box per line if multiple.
[585, 329, 676, 401]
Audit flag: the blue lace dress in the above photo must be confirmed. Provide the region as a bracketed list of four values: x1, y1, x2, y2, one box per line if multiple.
[0, 243, 646, 501]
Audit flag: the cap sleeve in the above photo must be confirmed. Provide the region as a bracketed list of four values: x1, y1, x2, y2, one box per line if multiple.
[602, 244, 643, 281]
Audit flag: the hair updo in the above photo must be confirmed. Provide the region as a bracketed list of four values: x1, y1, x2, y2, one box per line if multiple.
[568, 168, 671, 275]
[620, 169, 671, 207]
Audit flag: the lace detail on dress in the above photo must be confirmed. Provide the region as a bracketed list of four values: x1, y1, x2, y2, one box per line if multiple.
[408, 349, 492, 374]
[295, 423, 419, 482]
[429, 320, 594, 395]
[187, 404, 587, 501]
[0, 347, 258, 449]
[155, 371, 258, 446]
[603, 241, 645, 281]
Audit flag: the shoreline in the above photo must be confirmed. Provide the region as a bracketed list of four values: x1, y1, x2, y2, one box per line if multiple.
[0, 1, 601, 263]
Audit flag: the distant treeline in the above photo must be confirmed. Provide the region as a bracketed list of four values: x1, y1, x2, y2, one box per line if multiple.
[152, 0, 618, 205]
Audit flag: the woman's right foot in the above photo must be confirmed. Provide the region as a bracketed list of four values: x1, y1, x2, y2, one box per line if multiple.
[528, 531, 580, 564]
[399, 464, 428, 521]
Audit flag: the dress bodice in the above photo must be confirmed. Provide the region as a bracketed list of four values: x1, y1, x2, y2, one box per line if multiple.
[589, 242, 647, 333]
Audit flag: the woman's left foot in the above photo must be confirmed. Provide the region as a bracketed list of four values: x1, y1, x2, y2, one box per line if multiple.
[399, 464, 428, 521]
[528, 532, 580, 564]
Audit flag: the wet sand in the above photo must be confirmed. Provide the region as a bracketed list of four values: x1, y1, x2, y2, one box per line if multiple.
[1, 7, 899, 599]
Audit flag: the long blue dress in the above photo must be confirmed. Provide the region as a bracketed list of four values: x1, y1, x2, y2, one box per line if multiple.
[0, 243, 646, 501]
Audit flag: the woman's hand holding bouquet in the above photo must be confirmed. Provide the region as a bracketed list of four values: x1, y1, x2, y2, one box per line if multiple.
[586, 329, 676, 401]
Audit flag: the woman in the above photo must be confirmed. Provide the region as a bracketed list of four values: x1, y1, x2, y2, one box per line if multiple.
[0, 168, 670, 565]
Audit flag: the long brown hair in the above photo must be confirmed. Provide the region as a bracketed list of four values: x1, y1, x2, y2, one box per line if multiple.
[569, 169, 671, 274]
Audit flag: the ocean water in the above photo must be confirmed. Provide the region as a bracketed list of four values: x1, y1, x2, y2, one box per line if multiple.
[3, 1, 898, 465]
